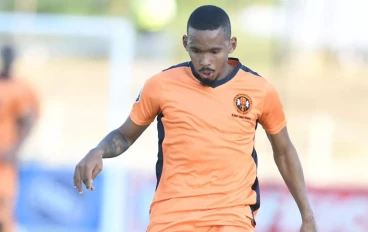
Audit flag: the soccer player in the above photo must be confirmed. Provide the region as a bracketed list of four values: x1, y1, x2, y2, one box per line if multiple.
[73, 5, 318, 232]
[0, 45, 39, 232]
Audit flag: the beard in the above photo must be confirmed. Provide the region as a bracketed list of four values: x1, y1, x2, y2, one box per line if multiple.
[197, 66, 217, 86]
[199, 77, 217, 86]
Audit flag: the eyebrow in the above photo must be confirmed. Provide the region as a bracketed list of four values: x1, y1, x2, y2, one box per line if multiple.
[189, 46, 222, 51]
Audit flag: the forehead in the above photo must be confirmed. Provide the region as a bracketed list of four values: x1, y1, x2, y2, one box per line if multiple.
[187, 27, 229, 48]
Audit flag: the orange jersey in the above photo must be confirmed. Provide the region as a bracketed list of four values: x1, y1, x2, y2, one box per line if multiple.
[0, 78, 39, 155]
[130, 58, 286, 231]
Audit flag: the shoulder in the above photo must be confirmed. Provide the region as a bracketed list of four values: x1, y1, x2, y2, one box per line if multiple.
[161, 61, 191, 80]
[162, 61, 190, 72]
[147, 61, 190, 83]
[237, 64, 278, 97]
[142, 61, 190, 91]
[8, 78, 34, 92]
[237, 64, 269, 88]
[239, 65, 262, 78]
[1, 78, 26, 96]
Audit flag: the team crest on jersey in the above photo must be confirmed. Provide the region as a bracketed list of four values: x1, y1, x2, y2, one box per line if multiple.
[233, 94, 252, 115]
[135, 87, 143, 103]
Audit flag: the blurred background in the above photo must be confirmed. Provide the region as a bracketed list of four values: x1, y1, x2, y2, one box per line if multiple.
[0, 0, 367, 231]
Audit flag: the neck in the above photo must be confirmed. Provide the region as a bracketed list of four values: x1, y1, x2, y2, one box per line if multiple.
[1, 63, 11, 78]
[217, 63, 234, 81]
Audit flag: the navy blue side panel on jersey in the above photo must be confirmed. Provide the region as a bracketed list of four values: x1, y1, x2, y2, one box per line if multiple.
[239, 64, 262, 224]
[240, 65, 262, 77]
[250, 149, 260, 223]
[162, 62, 189, 72]
[250, 120, 260, 225]
[155, 113, 165, 190]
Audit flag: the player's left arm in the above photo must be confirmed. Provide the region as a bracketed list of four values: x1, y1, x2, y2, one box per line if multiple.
[267, 128, 315, 221]
[8, 87, 39, 161]
[16, 110, 36, 147]
[259, 82, 317, 229]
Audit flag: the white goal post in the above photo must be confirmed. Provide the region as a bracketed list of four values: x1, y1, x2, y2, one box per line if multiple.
[0, 12, 135, 232]
[0, 12, 135, 131]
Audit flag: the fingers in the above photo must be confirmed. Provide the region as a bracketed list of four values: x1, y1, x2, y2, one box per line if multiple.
[73, 166, 83, 194]
[83, 165, 93, 191]
[74, 163, 93, 194]
[89, 165, 102, 191]
[92, 165, 102, 181]
[74, 161, 102, 194]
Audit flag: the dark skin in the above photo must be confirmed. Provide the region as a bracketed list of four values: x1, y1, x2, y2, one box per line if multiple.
[73, 117, 148, 192]
[267, 128, 317, 232]
[183, 27, 237, 86]
[73, 26, 317, 232]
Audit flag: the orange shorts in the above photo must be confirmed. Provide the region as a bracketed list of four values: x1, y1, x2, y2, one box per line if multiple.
[148, 217, 255, 232]
[149, 224, 254, 232]
[0, 163, 17, 232]
[200, 225, 254, 232]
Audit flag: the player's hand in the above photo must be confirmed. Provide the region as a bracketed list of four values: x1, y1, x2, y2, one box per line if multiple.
[300, 216, 318, 232]
[73, 148, 103, 194]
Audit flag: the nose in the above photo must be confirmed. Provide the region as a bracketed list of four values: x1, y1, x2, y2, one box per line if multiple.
[199, 53, 211, 67]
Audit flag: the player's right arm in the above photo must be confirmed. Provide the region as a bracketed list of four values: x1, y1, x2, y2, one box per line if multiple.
[96, 118, 148, 159]
[73, 75, 161, 194]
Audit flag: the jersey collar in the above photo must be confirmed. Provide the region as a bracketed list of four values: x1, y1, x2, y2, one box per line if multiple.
[189, 57, 242, 88]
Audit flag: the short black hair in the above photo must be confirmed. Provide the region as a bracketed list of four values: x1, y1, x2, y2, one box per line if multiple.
[187, 5, 231, 38]
[1, 45, 15, 78]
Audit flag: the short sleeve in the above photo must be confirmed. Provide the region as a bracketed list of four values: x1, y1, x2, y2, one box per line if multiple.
[129, 76, 161, 126]
[259, 81, 287, 134]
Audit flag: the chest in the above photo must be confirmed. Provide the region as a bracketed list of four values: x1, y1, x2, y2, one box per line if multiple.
[160, 84, 264, 134]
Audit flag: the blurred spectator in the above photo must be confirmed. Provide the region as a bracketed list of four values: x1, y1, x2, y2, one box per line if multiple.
[0, 45, 39, 232]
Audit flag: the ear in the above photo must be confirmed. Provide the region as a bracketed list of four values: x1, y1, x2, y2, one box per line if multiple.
[229, 37, 237, 54]
[182, 35, 188, 51]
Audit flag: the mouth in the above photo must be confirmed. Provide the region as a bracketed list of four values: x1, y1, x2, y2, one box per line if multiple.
[199, 71, 214, 79]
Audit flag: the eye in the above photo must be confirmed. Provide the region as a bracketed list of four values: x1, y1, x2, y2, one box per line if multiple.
[191, 48, 200, 54]
[210, 50, 220, 54]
